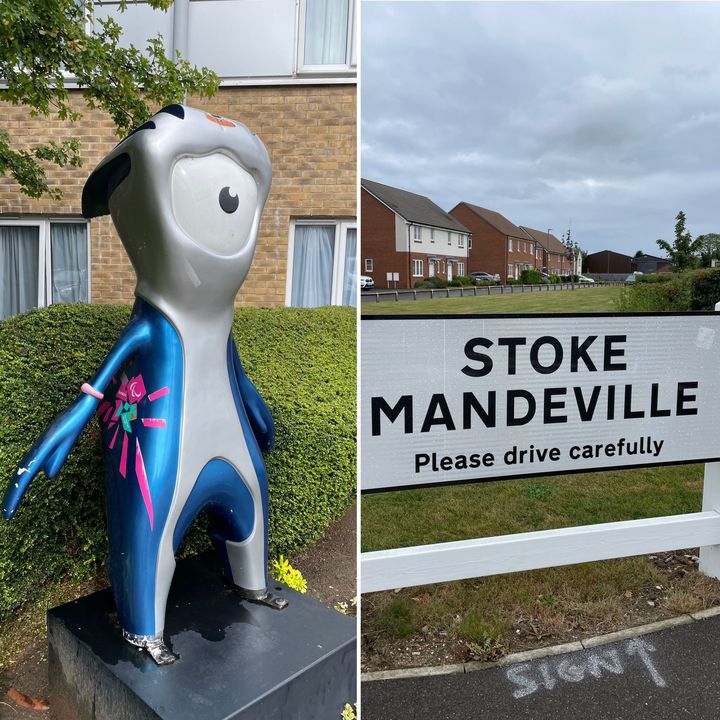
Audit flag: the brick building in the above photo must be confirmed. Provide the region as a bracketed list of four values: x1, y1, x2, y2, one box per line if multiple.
[361, 179, 470, 288]
[449, 202, 533, 283]
[0, 0, 356, 318]
[519, 226, 573, 277]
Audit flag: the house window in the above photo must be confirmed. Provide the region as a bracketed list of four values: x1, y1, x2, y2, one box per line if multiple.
[507, 264, 513, 280]
[287, 219, 357, 307]
[458, 235, 464, 248]
[508, 238, 513, 252]
[299, 0, 356, 74]
[469, 237, 473, 250]
[412, 259, 423, 277]
[448, 232, 452, 245]
[413, 225, 422, 241]
[457, 261, 465, 276]
[430, 228, 435, 242]
[364, 258, 373, 272]
[0, 219, 89, 320]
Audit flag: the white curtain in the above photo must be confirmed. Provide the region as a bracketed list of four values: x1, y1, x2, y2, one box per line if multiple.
[304, 0, 348, 65]
[51, 223, 88, 304]
[291, 225, 335, 307]
[342, 227, 357, 307]
[0, 226, 39, 320]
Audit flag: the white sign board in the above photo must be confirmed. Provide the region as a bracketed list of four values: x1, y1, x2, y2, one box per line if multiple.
[361, 313, 720, 492]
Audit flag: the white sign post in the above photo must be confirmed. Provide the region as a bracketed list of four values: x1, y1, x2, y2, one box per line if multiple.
[361, 311, 720, 593]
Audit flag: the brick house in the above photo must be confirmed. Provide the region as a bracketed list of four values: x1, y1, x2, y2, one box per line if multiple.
[519, 226, 572, 277]
[448, 202, 533, 283]
[361, 179, 470, 288]
[0, 0, 356, 318]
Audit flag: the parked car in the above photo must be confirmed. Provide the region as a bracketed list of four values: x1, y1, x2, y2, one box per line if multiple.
[471, 271, 501, 285]
[577, 274, 595, 284]
[624, 272, 643, 284]
[360, 275, 374, 289]
[539, 272, 551, 284]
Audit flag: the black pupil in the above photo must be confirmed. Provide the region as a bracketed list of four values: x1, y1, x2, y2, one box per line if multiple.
[219, 186, 239, 214]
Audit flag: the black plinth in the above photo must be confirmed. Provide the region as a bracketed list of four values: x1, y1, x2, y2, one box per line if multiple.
[47, 552, 356, 720]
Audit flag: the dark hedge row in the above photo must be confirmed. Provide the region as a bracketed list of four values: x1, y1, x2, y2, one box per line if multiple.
[0, 303, 356, 620]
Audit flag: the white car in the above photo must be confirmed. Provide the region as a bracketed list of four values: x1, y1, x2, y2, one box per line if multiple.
[360, 275, 374, 289]
[577, 274, 595, 284]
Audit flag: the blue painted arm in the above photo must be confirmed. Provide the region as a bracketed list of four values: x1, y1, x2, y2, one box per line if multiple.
[230, 339, 275, 451]
[2, 318, 151, 519]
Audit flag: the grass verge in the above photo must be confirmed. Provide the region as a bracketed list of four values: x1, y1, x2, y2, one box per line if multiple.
[362, 465, 720, 670]
[361, 285, 623, 315]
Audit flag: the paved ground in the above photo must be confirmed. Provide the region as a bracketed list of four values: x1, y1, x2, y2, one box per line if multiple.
[362, 614, 720, 719]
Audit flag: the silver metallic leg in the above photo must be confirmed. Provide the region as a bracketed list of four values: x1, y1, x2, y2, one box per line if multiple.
[122, 629, 178, 665]
[238, 587, 288, 610]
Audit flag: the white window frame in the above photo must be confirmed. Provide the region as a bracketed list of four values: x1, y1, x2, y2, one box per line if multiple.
[285, 217, 357, 306]
[430, 228, 435, 242]
[457, 261, 465, 276]
[412, 259, 423, 277]
[0, 217, 91, 311]
[458, 234, 464, 248]
[448, 232, 453, 246]
[508, 237, 513, 252]
[297, 0, 357, 76]
[365, 258, 374, 272]
[413, 225, 422, 242]
[469, 237, 473, 250]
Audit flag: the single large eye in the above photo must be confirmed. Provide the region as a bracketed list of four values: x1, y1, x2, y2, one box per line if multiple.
[219, 186, 239, 214]
[171, 155, 258, 255]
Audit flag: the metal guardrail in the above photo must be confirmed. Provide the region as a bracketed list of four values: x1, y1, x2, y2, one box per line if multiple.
[360, 282, 624, 303]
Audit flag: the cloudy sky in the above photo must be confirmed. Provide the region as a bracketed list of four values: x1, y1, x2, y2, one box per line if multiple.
[361, 1, 720, 255]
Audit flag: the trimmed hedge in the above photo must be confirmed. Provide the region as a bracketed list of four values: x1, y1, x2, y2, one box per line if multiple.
[0, 303, 355, 620]
[614, 269, 720, 312]
[520, 269, 541, 284]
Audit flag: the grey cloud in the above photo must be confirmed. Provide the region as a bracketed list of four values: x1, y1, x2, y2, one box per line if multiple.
[362, 1, 720, 254]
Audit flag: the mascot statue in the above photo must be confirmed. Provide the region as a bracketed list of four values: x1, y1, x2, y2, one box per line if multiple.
[3, 105, 285, 665]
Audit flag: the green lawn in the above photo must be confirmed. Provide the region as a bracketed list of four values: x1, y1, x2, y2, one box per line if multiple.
[361, 285, 624, 314]
[362, 465, 718, 670]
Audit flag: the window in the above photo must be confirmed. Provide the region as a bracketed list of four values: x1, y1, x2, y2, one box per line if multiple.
[507, 264, 513, 280]
[364, 258, 374, 272]
[458, 235, 464, 248]
[508, 238, 513, 252]
[413, 225, 422, 241]
[287, 219, 357, 307]
[298, 0, 356, 74]
[448, 232, 453, 245]
[0, 219, 89, 320]
[457, 262, 465, 276]
[469, 238, 473, 250]
[430, 228, 435, 242]
[412, 259, 423, 277]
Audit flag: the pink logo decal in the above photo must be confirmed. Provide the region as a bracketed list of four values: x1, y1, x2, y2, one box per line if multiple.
[127, 375, 147, 403]
[101, 372, 170, 531]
